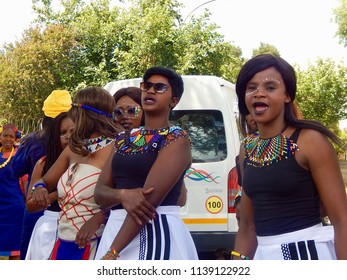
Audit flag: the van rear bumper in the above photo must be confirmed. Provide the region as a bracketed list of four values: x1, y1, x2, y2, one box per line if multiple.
[190, 231, 237, 254]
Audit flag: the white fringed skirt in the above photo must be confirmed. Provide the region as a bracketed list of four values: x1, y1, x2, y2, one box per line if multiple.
[95, 206, 198, 260]
[25, 210, 59, 260]
[254, 224, 336, 260]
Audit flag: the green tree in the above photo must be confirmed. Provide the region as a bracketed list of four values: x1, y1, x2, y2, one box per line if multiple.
[295, 58, 347, 131]
[0, 24, 77, 125]
[176, 11, 244, 82]
[0, 0, 243, 125]
[334, 0, 347, 47]
[32, 0, 243, 83]
[252, 42, 281, 57]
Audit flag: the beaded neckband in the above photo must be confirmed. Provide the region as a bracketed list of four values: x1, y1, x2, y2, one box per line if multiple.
[244, 126, 298, 167]
[71, 103, 114, 119]
[0, 147, 14, 169]
[83, 135, 115, 153]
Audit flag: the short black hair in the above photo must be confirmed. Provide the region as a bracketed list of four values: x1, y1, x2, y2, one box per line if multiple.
[143, 66, 184, 99]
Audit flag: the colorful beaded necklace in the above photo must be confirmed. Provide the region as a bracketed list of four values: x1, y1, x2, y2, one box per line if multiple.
[244, 126, 298, 167]
[0, 147, 14, 169]
[83, 135, 114, 153]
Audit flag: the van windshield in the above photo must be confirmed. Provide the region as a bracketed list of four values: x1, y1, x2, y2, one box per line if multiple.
[170, 110, 227, 163]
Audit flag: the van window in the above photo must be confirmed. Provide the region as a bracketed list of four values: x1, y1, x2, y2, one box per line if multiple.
[170, 110, 227, 163]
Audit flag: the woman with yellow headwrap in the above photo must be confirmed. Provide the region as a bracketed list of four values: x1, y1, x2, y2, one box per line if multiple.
[12, 89, 72, 259]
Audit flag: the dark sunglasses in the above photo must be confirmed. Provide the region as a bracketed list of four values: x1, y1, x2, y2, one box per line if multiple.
[140, 81, 170, 93]
[114, 105, 141, 119]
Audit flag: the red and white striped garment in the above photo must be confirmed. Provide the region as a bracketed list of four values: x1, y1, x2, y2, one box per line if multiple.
[53, 163, 105, 260]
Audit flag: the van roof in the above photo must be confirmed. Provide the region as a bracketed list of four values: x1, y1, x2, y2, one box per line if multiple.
[104, 75, 237, 110]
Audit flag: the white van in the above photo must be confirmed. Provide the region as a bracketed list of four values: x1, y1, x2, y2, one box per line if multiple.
[104, 75, 242, 259]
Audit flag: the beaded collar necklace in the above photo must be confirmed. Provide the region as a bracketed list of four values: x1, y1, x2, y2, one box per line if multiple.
[140, 126, 170, 135]
[0, 147, 14, 169]
[244, 125, 298, 167]
[83, 135, 114, 153]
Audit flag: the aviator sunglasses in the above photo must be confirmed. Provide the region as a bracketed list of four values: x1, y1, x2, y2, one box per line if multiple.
[114, 105, 141, 119]
[140, 81, 170, 93]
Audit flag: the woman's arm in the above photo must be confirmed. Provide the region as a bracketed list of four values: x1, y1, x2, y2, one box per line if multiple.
[94, 146, 156, 225]
[302, 129, 347, 260]
[30, 147, 70, 209]
[177, 181, 187, 207]
[232, 146, 257, 260]
[103, 137, 191, 258]
[26, 158, 57, 212]
[94, 147, 122, 209]
[75, 211, 106, 249]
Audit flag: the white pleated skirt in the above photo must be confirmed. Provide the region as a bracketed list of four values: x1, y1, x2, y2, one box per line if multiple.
[254, 224, 336, 260]
[95, 206, 198, 260]
[25, 210, 59, 260]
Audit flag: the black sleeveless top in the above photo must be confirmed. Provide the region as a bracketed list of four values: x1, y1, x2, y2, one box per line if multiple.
[111, 126, 189, 210]
[242, 128, 321, 236]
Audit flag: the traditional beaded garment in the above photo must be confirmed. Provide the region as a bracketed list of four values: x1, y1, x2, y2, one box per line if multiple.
[243, 132, 299, 167]
[116, 126, 187, 155]
[83, 135, 114, 153]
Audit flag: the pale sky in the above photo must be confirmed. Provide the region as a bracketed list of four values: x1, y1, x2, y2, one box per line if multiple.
[0, 0, 346, 67]
[182, 0, 347, 67]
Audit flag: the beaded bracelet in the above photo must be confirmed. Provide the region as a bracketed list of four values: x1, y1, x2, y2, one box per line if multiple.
[231, 250, 252, 260]
[102, 248, 119, 260]
[30, 182, 47, 194]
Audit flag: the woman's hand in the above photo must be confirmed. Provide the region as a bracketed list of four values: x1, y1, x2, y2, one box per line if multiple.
[75, 213, 104, 248]
[31, 186, 50, 209]
[120, 187, 156, 225]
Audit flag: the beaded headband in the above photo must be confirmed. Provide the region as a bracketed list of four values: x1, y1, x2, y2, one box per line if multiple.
[71, 103, 113, 119]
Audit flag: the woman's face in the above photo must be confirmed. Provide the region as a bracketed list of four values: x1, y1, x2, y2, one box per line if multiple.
[244, 67, 291, 124]
[0, 128, 16, 151]
[115, 96, 143, 130]
[59, 117, 75, 149]
[141, 74, 178, 113]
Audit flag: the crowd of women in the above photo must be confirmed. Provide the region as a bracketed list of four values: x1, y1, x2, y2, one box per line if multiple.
[1, 56, 347, 260]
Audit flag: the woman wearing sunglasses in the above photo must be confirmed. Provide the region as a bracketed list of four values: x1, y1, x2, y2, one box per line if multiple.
[113, 87, 145, 130]
[113, 86, 187, 207]
[94, 66, 198, 260]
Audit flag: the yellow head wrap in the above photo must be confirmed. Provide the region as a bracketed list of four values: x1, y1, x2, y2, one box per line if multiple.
[42, 90, 72, 118]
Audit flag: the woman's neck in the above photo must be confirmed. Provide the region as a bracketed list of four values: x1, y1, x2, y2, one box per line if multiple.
[144, 116, 170, 130]
[257, 122, 287, 139]
[145, 111, 170, 130]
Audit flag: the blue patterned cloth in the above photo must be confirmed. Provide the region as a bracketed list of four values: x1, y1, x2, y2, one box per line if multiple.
[11, 132, 48, 259]
[0, 149, 25, 256]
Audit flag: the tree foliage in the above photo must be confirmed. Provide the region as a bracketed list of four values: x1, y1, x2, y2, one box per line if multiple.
[295, 58, 347, 131]
[0, 24, 77, 124]
[334, 0, 347, 47]
[252, 42, 281, 57]
[0, 0, 244, 127]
